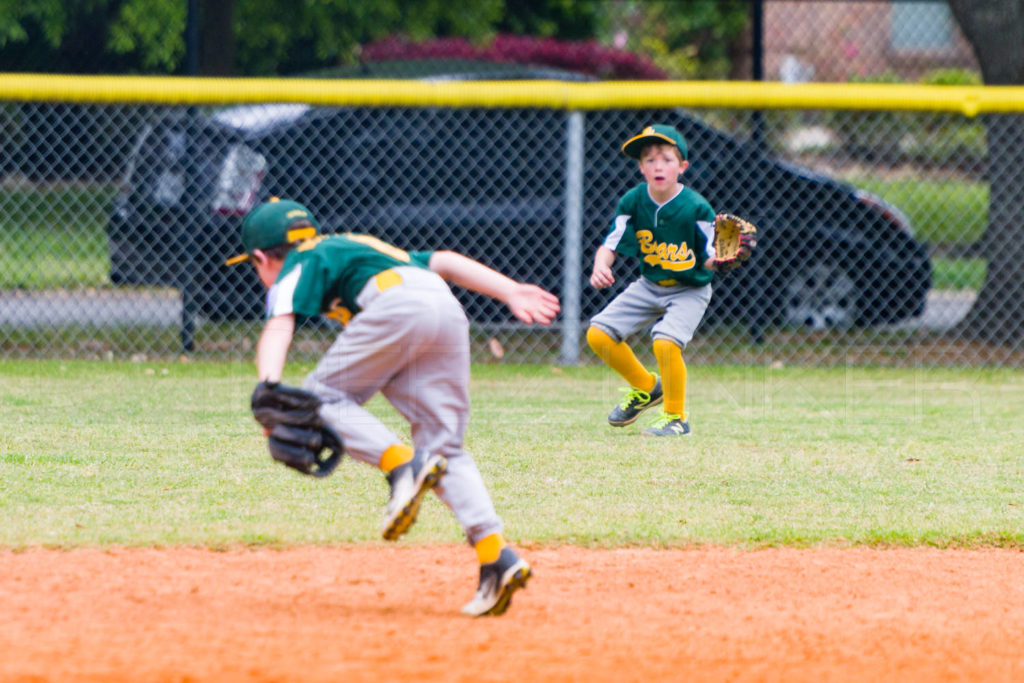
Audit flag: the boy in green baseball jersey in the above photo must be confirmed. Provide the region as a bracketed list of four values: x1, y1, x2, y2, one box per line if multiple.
[587, 123, 751, 437]
[227, 198, 560, 616]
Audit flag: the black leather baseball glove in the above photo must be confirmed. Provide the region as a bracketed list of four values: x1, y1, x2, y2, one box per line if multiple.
[250, 381, 344, 478]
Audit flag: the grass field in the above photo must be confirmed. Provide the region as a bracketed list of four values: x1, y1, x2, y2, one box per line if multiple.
[846, 174, 987, 247]
[0, 186, 115, 290]
[932, 255, 986, 291]
[3, 359, 1023, 549]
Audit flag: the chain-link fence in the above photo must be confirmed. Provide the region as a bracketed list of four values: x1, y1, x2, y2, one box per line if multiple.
[2, 4, 1022, 368]
[2, 93, 1017, 367]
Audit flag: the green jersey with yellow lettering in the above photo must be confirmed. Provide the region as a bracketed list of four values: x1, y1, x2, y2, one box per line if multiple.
[602, 183, 716, 288]
[265, 232, 432, 323]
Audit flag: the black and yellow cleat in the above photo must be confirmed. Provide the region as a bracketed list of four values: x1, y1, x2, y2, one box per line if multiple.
[381, 450, 447, 541]
[461, 547, 532, 617]
[607, 376, 663, 426]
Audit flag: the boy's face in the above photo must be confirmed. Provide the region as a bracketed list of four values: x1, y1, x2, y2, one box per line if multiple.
[637, 143, 688, 194]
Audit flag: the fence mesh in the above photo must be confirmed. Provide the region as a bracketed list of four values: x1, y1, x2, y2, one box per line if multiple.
[2, 2, 1022, 368]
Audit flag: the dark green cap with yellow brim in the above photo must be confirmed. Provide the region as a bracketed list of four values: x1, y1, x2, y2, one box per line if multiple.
[225, 198, 321, 266]
[621, 123, 688, 160]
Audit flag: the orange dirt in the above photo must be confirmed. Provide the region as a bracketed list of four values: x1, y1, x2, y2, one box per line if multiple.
[2, 545, 1024, 682]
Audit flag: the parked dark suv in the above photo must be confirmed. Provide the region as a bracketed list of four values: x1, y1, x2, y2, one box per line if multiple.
[107, 68, 930, 330]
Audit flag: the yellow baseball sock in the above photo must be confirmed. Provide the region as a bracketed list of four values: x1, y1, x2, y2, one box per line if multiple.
[474, 533, 507, 564]
[586, 326, 656, 392]
[653, 338, 686, 418]
[379, 444, 414, 473]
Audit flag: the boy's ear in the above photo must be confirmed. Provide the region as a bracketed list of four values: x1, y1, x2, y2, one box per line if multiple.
[252, 249, 268, 266]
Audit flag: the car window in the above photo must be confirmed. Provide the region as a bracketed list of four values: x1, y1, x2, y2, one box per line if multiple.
[428, 107, 564, 202]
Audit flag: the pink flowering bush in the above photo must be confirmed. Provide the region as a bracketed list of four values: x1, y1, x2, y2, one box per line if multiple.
[361, 34, 668, 80]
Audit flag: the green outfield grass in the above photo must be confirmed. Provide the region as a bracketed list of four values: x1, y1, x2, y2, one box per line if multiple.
[846, 175, 987, 247]
[2, 360, 1023, 549]
[1, 186, 114, 289]
[931, 256, 987, 291]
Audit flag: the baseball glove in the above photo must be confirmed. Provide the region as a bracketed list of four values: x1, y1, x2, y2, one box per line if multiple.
[712, 213, 758, 273]
[250, 381, 344, 478]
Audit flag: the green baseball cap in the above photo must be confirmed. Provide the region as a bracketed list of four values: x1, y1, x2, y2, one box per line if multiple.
[225, 198, 320, 266]
[621, 123, 688, 160]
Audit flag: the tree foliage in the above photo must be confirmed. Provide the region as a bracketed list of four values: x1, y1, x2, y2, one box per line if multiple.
[233, 0, 506, 76]
[0, 0, 749, 78]
[497, 0, 608, 40]
[0, 0, 184, 72]
[601, 0, 750, 79]
[106, 0, 185, 71]
[0, 0, 507, 74]
[0, 0, 67, 48]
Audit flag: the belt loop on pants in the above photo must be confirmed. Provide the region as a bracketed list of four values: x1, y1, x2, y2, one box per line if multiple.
[374, 268, 403, 292]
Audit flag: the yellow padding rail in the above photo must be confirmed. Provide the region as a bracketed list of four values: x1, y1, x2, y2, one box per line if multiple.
[3, 74, 1024, 116]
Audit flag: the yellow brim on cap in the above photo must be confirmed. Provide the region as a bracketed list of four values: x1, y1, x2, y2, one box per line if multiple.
[224, 226, 316, 266]
[621, 131, 678, 158]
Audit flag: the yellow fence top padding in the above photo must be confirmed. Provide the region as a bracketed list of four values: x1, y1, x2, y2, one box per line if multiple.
[4, 74, 1024, 116]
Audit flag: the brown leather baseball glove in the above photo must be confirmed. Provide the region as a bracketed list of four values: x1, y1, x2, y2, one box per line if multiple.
[712, 213, 758, 273]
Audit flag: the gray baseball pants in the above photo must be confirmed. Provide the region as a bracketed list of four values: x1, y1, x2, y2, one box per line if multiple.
[303, 266, 502, 545]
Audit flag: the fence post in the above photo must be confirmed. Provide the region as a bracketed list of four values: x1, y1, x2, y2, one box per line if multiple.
[178, 0, 201, 354]
[560, 110, 585, 365]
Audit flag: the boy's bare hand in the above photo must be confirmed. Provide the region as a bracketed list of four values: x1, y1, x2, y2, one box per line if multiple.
[507, 283, 560, 325]
[590, 264, 615, 289]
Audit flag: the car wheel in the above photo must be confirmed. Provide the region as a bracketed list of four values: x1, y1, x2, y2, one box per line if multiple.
[782, 261, 858, 330]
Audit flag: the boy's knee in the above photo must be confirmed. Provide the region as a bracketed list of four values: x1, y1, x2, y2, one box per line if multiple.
[586, 325, 616, 352]
[652, 338, 682, 353]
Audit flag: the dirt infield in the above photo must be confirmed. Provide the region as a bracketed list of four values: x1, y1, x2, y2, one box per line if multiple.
[3, 545, 1024, 682]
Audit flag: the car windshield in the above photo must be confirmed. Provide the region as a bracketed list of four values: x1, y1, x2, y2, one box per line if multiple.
[212, 104, 311, 133]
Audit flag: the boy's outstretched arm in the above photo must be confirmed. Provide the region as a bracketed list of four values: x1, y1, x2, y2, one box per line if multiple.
[256, 313, 296, 383]
[427, 250, 560, 325]
[590, 245, 616, 289]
